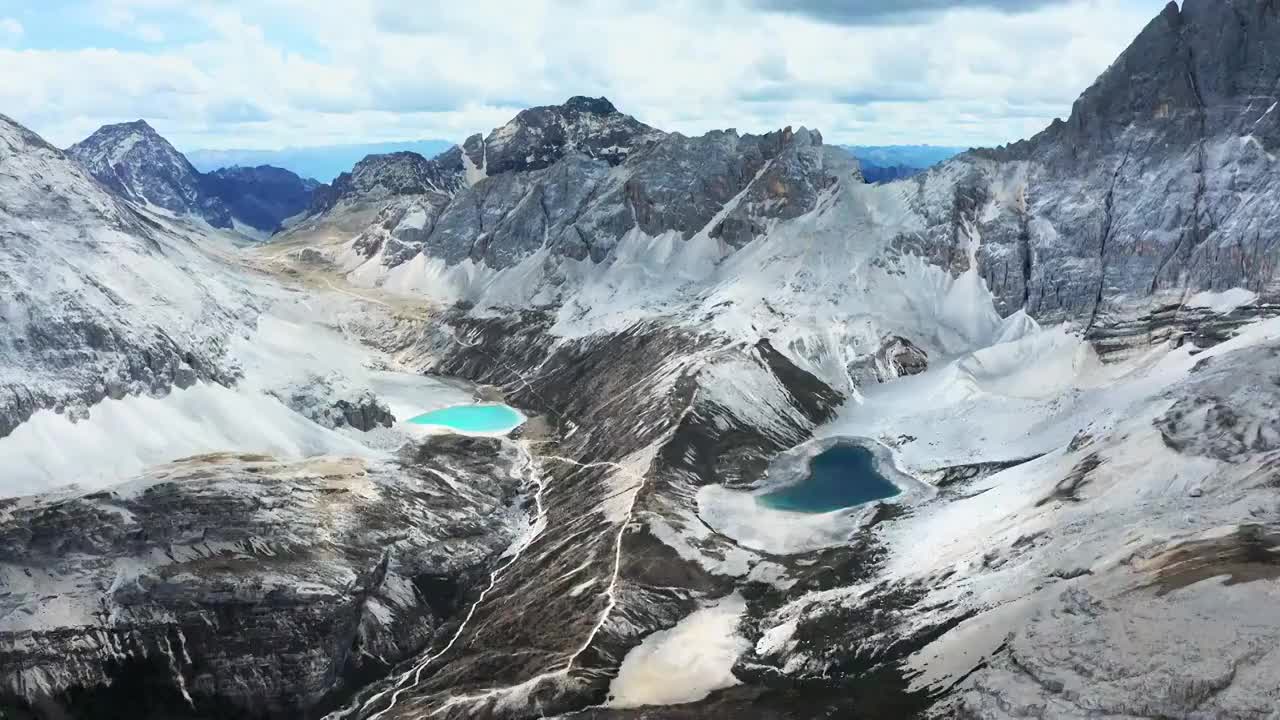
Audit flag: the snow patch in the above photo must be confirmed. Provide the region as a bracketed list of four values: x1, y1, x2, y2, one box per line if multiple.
[0, 382, 373, 497]
[606, 593, 749, 709]
[1185, 287, 1257, 314]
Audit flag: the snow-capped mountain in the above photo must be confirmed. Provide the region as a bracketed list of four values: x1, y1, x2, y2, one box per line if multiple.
[328, 121, 842, 289]
[0, 113, 256, 444]
[67, 120, 236, 228]
[304, 0, 1280, 390]
[3, 1, 1280, 719]
[67, 120, 317, 235]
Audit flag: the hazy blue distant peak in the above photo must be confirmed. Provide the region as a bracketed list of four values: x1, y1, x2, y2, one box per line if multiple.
[187, 140, 456, 183]
[841, 144, 967, 169]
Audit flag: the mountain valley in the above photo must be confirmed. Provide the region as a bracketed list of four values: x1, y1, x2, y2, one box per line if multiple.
[2, 2, 1280, 719]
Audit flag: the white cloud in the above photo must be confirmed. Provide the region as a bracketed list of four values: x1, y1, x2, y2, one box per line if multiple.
[0, 0, 1169, 151]
[0, 17, 22, 44]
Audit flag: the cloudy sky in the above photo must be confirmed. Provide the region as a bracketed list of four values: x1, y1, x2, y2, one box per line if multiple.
[0, 0, 1169, 152]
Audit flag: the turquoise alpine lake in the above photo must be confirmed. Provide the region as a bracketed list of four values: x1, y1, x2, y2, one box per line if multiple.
[406, 403, 525, 434]
[758, 444, 901, 513]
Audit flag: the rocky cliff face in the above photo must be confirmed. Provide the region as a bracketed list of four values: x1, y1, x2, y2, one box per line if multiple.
[0, 114, 256, 441]
[0, 438, 529, 719]
[67, 121, 235, 229]
[333, 112, 844, 278]
[67, 121, 316, 234]
[308, 149, 467, 217]
[902, 0, 1280, 324]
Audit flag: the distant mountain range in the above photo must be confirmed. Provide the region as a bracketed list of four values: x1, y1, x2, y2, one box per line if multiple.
[186, 140, 456, 183]
[841, 144, 967, 183]
[66, 120, 319, 235]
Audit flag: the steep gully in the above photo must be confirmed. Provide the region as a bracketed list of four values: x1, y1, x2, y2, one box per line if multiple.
[325, 306, 707, 719]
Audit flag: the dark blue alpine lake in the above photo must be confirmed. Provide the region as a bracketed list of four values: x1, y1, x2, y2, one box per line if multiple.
[758, 444, 901, 513]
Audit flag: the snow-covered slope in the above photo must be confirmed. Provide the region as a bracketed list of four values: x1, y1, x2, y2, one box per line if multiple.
[237, 3, 1280, 719]
[0, 113, 257, 441]
[4, 2, 1280, 719]
[67, 120, 317, 234]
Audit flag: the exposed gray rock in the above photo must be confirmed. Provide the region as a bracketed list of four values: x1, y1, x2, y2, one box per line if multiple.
[67, 120, 235, 229]
[1086, 293, 1280, 361]
[897, 0, 1280, 326]
[957, 546, 1280, 719]
[333, 109, 846, 271]
[1156, 343, 1280, 461]
[0, 437, 528, 719]
[849, 335, 929, 386]
[0, 113, 255, 440]
[7, 4, 1280, 720]
[463, 95, 664, 176]
[308, 149, 465, 216]
[269, 373, 396, 431]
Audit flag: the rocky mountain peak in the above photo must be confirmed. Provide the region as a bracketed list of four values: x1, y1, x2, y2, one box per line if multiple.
[114, 118, 157, 133]
[68, 118, 235, 229]
[68, 122, 320, 235]
[200, 165, 319, 234]
[307, 146, 466, 215]
[464, 95, 665, 176]
[560, 95, 619, 115]
[1000, 0, 1280, 170]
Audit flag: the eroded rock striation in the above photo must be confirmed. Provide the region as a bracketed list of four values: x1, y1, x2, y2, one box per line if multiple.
[0, 438, 529, 719]
[0, 114, 256, 440]
[899, 0, 1280, 324]
[5, 2, 1280, 719]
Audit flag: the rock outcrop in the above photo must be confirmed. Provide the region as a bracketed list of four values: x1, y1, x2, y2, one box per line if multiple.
[0, 114, 255, 440]
[898, 0, 1280, 324]
[849, 336, 929, 386]
[67, 121, 316, 234]
[308, 149, 466, 216]
[269, 373, 396, 432]
[0, 438, 528, 719]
